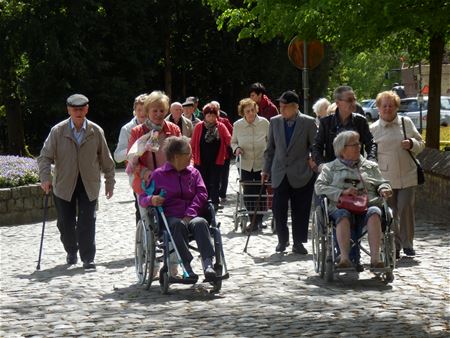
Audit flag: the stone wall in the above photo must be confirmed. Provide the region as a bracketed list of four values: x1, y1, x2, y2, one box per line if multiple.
[416, 148, 450, 220]
[0, 184, 57, 226]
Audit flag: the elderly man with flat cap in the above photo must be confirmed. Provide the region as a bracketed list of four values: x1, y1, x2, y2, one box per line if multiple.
[262, 90, 317, 254]
[37, 94, 115, 269]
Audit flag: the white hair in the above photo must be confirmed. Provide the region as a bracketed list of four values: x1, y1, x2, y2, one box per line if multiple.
[312, 98, 331, 117]
[333, 130, 360, 157]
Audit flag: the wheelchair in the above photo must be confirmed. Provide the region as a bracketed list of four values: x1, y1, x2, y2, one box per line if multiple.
[311, 195, 395, 284]
[135, 202, 229, 294]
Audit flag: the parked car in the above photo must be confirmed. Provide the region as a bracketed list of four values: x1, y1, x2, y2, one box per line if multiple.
[397, 96, 450, 129]
[360, 99, 379, 121]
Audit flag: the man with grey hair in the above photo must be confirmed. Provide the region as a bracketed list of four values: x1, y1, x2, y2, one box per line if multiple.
[38, 94, 115, 269]
[312, 85, 376, 172]
[166, 102, 194, 138]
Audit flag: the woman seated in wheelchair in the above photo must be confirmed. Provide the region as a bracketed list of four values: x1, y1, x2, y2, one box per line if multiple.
[138, 135, 216, 282]
[315, 131, 392, 270]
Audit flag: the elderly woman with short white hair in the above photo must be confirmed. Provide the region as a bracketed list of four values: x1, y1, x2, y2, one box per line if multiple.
[315, 130, 393, 269]
[312, 98, 331, 126]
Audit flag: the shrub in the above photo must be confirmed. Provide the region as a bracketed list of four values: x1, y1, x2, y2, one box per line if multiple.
[0, 155, 40, 188]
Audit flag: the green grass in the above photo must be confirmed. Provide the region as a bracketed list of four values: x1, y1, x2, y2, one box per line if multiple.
[421, 126, 450, 151]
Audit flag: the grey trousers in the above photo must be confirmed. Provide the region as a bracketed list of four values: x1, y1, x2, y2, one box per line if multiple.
[388, 186, 417, 250]
[167, 216, 215, 267]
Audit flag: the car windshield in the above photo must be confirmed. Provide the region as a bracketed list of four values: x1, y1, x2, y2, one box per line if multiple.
[361, 100, 374, 108]
[441, 97, 450, 110]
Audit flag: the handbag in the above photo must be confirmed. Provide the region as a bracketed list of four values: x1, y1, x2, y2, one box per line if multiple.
[337, 194, 368, 215]
[336, 168, 368, 215]
[401, 117, 425, 185]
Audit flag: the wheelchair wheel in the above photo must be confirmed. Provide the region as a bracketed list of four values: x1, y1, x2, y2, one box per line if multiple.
[159, 267, 169, 294]
[144, 228, 157, 289]
[135, 220, 149, 285]
[324, 257, 334, 282]
[381, 231, 396, 270]
[311, 208, 325, 277]
[211, 263, 222, 293]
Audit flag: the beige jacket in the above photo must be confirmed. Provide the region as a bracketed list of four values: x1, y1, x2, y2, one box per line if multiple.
[370, 115, 424, 189]
[231, 115, 269, 172]
[165, 115, 193, 138]
[38, 118, 116, 201]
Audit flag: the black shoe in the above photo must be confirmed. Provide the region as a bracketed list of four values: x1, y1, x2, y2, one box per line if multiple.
[403, 248, 416, 256]
[66, 253, 77, 265]
[292, 243, 308, 255]
[184, 272, 199, 283]
[395, 249, 401, 259]
[275, 241, 289, 252]
[83, 261, 96, 269]
[204, 266, 216, 281]
[355, 263, 365, 272]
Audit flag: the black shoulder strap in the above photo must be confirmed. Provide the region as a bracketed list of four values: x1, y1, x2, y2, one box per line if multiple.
[401, 117, 420, 166]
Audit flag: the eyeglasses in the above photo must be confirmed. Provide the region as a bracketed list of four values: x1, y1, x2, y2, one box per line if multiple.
[344, 142, 361, 147]
[339, 97, 356, 103]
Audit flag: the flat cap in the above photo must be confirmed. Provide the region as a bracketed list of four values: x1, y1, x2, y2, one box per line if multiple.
[186, 96, 199, 103]
[181, 98, 195, 107]
[66, 94, 89, 107]
[277, 90, 299, 104]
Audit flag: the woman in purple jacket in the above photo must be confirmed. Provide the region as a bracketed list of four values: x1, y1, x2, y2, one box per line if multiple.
[139, 136, 216, 282]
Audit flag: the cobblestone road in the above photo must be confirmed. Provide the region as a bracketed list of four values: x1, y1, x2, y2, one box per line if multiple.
[1, 164, 449, 337]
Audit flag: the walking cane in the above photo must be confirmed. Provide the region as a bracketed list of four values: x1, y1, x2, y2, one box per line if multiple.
[36, 193, 49, 270]
[243, 183, 266, 253]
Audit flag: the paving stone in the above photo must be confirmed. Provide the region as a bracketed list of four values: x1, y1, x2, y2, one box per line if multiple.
[1, 166, 449, 337]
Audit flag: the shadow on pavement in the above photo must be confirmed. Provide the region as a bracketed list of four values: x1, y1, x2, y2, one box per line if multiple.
[18, 264, 86, 281]
[102, 281, 226, 304]
[249, 252, 312, 266]
[303, 273, 393, 293]
[98, 257, 135, 269]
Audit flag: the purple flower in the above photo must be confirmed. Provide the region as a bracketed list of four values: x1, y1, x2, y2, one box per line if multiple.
[0, 155, 39, 188]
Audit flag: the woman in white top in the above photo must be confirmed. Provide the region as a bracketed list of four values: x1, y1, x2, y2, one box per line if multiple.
[370, 91, 425, 258]
[231, 98, 270, 231]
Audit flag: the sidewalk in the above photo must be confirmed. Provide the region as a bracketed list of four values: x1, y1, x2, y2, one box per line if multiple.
[1, 165, 449, 337]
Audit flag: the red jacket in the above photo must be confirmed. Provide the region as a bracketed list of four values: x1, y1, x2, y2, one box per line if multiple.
[258, 94, 279, 120]
[191, 121, 231, 166]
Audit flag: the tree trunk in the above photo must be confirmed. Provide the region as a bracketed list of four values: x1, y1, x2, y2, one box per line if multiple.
[5, 95, 26, 156]
[164, 33, 172, 99]
[426, 33, 444, 149]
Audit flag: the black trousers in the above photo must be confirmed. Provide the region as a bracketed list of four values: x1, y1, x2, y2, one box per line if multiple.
[167, 217, 215, 269]
[196, 164, 222, 205]
[241, 169, 265, 224]
[53, 176, 97, 263]
[219, 156, 231, 199]
[272, 175, 315, 245]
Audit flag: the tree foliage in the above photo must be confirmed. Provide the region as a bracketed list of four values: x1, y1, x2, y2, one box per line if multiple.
[206, 0, 450, 148]
[0, 0, 298, 154]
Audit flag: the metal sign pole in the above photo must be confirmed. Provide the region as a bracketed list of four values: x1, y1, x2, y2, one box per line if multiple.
[303, 41, 309, 115]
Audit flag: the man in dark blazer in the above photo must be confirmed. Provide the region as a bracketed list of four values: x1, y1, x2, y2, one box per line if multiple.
[262, 91, 317, 253]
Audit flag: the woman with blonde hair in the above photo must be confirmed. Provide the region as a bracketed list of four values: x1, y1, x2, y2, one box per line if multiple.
[370, 91, 425, 258]
[127, 91, 181, 195]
